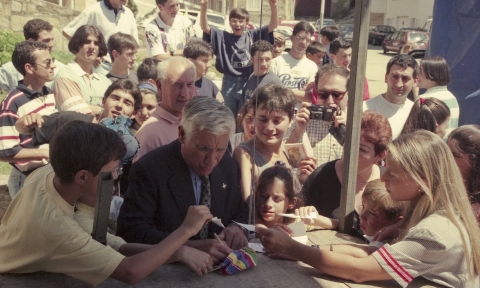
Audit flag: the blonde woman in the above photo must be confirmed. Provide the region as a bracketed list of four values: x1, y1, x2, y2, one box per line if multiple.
[257, 130, 480, 287]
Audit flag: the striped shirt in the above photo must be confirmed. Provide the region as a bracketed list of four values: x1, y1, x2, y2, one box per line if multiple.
[0, 83, 57, 171]
[373, 212, 479, 288]
[422, 86, 459, 140]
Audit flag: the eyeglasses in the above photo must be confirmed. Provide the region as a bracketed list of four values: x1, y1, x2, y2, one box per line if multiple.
[295, 36, 311, 44]
[30, 58, 55, 69]
[316, 90, 347, 100]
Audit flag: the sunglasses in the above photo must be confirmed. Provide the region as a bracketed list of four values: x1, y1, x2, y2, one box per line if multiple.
[30, 58, 55, 69]
[316, 90, 347, 100]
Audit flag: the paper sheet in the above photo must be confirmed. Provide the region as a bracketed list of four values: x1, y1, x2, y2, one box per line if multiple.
[248, 242, 265, 253]
[232, 221, 256, 232]
[278, 212, 317, 219]
[288, 221, 308, 245]
[211, 217, 225, 228]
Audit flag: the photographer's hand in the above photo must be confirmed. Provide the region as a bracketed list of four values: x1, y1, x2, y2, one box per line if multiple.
[334, 109, 347, 128]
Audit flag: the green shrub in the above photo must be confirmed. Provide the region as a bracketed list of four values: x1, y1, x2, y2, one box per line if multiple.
[0, 30, 24, 66]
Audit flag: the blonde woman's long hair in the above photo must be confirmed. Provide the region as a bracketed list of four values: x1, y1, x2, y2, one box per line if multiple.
[388, 130, 480, 278]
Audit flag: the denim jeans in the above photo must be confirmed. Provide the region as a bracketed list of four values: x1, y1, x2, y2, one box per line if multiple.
[8, 168, 27, 199]
[221, 74, 249, 118]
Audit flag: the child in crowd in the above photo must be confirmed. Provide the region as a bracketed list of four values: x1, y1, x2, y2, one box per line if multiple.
[233, 84, 315, 201]
[297, 179, 404, 238]
[254, 165, 302, 228]
[258, 130, 480, 287]
[137, 57, 160, 94]
[230, 102, 255, 151]
[447, 125, 480, 223]
[306, 41, 327, 67]
[106, 32, 139, 84]
[272, 31, 286, 58]
[243, 40, 283, 101]
[130, 88, 160, 134]
[400, 97, 450, 138]
[200, 0, 278, 117]
[183, 39, 221, 99]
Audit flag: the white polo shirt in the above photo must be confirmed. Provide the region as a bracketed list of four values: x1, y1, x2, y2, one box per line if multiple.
[144, 14, 194, 57]
[63, 0, 139, 44]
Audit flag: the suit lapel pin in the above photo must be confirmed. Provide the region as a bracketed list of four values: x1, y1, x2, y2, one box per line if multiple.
[222, 183, 227, 189]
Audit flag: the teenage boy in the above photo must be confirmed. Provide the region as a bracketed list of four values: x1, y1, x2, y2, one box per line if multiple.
[363, 54, 418, 139]
[306, 41, 327, 67]
[183, 39, 221, 99]
[63, 0, 138, 75]
[0, 120, 213, 286]
[319, 25, 339, 65]
[243, 40, 283, 100]
[270, 21, 318, 102]
[200, 0, 278, 117]
[0, 19, 65, 93]
[106, 32, 139, 84]
[329, 38, 370, 100]
[144, 0, 194, 60]
[273, 31, 286, 58]
[0, 41, 58, 198]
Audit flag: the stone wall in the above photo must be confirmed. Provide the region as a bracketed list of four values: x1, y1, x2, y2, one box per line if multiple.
[0, 0, 81, 52]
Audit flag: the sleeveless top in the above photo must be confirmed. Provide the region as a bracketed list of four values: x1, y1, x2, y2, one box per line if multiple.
[237, 141, 291, 176]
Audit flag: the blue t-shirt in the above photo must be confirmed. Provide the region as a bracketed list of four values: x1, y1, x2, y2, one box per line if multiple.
[243, 71, 284, 100]
[195, 76, 219, 98]
[203, 25, 273, 77]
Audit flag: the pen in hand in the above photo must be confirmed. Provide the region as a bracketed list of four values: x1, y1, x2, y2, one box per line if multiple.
[214, 233, 227, 246]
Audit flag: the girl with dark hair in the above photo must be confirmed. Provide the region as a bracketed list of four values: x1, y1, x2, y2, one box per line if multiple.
[447, 125, 480, 223]
[400, 97, 450, 138]
[417, 56, 459, 138]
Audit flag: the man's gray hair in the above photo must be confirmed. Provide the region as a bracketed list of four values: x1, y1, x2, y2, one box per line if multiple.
[156, 56, 196, 83]
[181, 97, 235, 138]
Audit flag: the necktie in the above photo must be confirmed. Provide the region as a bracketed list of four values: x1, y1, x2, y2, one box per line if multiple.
[198, 175, 211, 239]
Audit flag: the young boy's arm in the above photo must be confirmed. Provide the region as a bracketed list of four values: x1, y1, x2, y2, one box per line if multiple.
[200, 0, 211, 35]
[268, 0, 278, 32]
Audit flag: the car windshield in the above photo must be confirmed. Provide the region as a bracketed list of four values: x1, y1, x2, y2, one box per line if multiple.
[378, 26, 393, 33]
[207, 14, 224, 25]
[409, 33, 428, 42]
[324, 19, 335, 25]
[340, 25, 354, 33]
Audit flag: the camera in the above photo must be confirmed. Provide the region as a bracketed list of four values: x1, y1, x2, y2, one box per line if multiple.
[308, 105, 336, 121]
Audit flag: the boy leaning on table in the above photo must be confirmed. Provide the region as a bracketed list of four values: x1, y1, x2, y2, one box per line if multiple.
[0, 121, 214, 286]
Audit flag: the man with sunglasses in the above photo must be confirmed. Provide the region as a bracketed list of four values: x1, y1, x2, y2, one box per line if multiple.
[0, 19, 65, 94]
[0, 41, 58, 198]
[270, 21, 318, 102]
[286, 64, 348, 168]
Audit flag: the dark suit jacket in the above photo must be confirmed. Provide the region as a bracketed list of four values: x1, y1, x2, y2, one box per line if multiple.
[117, 139, 249, 244]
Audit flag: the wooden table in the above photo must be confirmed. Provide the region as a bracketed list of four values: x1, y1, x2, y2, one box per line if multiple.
[0, 230, 441, 288]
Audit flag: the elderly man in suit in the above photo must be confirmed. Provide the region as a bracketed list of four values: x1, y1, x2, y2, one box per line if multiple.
[117, 96, 249, 264]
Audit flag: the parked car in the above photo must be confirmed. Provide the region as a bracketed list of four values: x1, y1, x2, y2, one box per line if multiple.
[315, 18, 336, 32]
[274, 26, 293, 51]
[338, 23, 354, 43]
[382, 30, 429, 56]
[368, 25, 396, 45]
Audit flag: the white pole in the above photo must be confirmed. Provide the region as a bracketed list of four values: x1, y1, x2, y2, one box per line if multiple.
[319, 0, 325, 30]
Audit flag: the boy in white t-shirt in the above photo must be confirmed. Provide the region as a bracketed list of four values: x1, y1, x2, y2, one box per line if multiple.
[270, 21, 318, 103]
[363, 54, 418, 139]
[144, 0, 194, 60]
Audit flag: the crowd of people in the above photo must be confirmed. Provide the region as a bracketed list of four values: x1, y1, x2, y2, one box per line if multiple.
[0, 0, 478, 287]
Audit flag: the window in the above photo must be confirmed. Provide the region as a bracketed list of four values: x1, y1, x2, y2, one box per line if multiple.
[246, 0, 261, 11]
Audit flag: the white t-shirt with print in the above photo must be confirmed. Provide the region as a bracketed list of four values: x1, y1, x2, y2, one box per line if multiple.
[270, 54, 318, 90]
[144, 14, 193, 57]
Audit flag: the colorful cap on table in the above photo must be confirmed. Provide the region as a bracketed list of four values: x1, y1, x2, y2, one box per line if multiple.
[220, 247, 258, 275]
